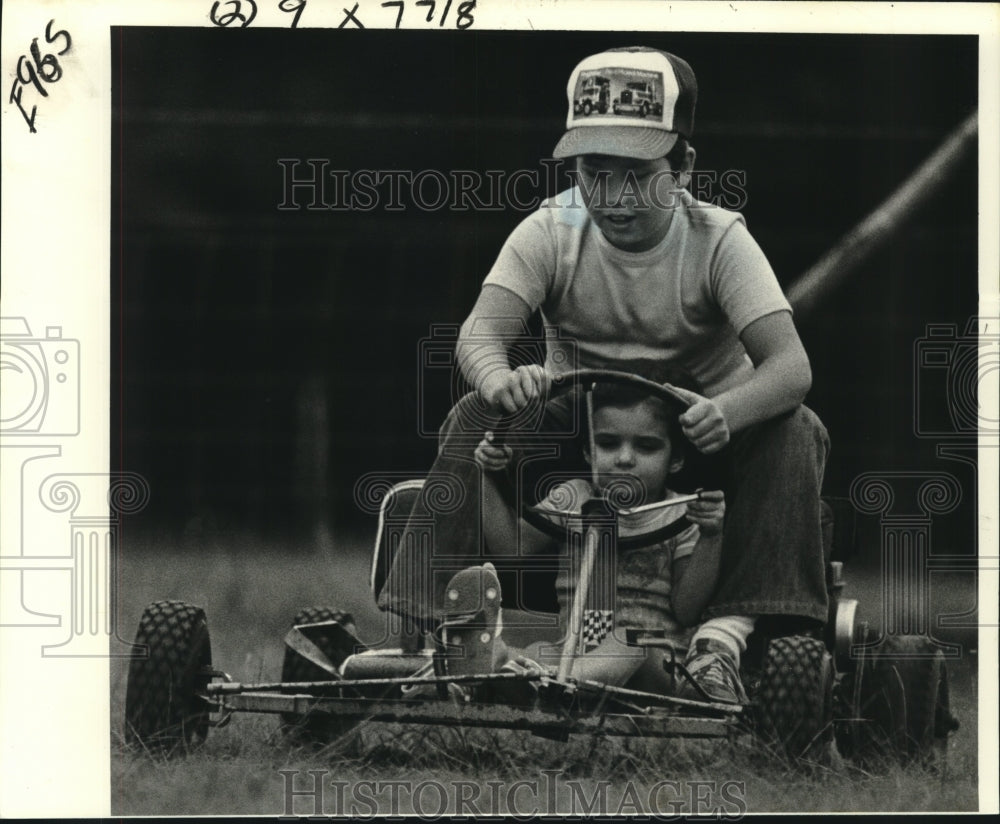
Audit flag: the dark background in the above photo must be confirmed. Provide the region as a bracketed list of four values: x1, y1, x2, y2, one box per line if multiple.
[111, 28, 979, 558]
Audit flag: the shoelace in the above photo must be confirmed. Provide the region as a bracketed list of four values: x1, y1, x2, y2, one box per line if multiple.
[687, 652, 747, 703]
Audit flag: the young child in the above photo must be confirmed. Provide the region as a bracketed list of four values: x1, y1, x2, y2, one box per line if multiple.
[468, 382, 744, 701]
[444, 46, 830, 698]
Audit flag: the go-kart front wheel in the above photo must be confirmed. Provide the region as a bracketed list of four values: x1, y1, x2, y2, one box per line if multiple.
[124, 600, 213, 754]
[751, 635, 834, 764]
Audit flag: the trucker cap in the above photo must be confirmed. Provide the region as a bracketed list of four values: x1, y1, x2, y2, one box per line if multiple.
[553, 46, 698, 160]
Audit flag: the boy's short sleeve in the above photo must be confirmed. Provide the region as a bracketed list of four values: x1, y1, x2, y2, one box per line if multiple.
[672, 522, 699, 561]
[482, 209, 559, 311]
[710, 219, 791, 335]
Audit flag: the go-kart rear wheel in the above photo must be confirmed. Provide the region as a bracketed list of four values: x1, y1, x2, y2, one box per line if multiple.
[124, 600, 213, 755]
[280, 606, 359, 745]
[752, 635, 834, 764]
[846, 634, 955, 767]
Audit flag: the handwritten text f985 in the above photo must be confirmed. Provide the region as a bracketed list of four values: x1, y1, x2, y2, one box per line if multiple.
[9, 20, 72, 134]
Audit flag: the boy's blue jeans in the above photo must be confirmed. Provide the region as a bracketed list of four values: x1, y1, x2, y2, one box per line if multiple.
[702, 404, 830, 624]
[379, 394, 830, 626]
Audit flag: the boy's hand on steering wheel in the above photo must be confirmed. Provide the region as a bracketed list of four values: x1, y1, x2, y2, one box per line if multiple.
[671, 386, 730, 454]
[479, 365, 550, 414]
[686, 489, 725, 536]
[474, 431, 513, 471]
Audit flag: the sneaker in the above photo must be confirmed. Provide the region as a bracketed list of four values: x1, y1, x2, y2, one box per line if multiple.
[677, 639, 748, 704]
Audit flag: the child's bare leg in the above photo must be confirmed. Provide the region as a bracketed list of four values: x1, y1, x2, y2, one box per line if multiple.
[516, 635, 646, 686]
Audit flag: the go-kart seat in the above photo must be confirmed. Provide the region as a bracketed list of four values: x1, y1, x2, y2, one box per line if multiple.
[371, 478, 563, 614]
[370, 478, 563, 647]
[370, 479, 426, 606]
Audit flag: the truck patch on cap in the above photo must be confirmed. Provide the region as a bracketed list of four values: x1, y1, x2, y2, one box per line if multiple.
[571, 67, 666, 125]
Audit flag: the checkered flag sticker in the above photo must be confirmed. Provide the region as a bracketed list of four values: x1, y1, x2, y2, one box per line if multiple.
[582, 610, 614, 651]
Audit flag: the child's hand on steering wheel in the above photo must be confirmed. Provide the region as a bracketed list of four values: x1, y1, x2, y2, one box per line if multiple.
[474, 431, 513, 472]
[685, 489, 725, 536]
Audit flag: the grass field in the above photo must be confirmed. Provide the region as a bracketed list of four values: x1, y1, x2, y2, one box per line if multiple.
[111, 529, 983, 815]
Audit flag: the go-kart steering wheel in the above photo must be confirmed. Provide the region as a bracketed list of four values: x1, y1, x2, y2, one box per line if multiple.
[490, 369, 698, 550]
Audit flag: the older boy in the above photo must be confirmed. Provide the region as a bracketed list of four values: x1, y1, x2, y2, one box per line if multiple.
[452, 46, 830, 701]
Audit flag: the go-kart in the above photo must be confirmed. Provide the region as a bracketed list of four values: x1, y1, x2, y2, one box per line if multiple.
[124, 370, 958, 766]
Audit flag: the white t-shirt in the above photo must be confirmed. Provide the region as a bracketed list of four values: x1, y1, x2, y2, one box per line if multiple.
[543, 478, 698, 637]
[483, 187, 792, 397]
